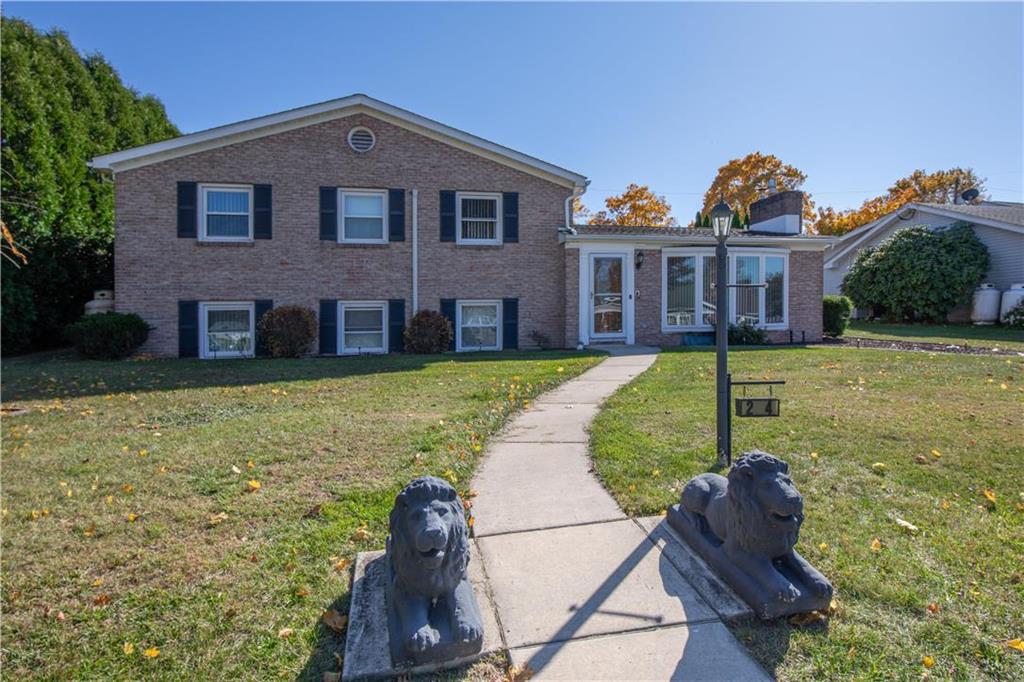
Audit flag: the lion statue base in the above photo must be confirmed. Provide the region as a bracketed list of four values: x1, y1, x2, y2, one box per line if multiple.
[666, 451, 833, 620]
[385, 476, 484, 666]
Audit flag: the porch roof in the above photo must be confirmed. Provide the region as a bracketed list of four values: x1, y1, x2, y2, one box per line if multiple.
[566, 224, 836, 250]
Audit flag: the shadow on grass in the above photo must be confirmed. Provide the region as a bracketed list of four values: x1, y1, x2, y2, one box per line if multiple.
[731, 618, 828, 678]
[2, 350, 602, 402]
[296, 594, 350, 682]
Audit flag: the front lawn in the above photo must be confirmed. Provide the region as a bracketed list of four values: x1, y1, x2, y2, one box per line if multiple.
[847, 320, 1024, 352]
[0, 350, 601, 680]
[590, 347, 1023, 681]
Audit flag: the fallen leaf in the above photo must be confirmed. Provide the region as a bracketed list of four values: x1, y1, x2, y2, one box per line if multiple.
[142, 646, 160, 659]
[894, 517, 919, 533]
[914, 455, 928, 464]
[810, 452, 819, 460]
[278, 627, 294, 638]
[871, 462, 886, 472]
[127, 513, 139, 523]
[209, 512, 229, 526]
[941, 500, 951, 510]
[818, 542, 828, 551]
[247, 479, 261, 492]
[983, 489, 996, 504]
[247, 459, 255, 469]
[231, 465, 242, 475]
[93, 593, 111, 606]
[1007, 638, 1024, 652]
[295, 586, 310, 598]
[92, 578, 104, 587]
[922, 655, 935, 668]
[870, 538, 882, 552]
[930, 449, 942, 458]
[351, 527, 370, 542]
[334, 558, 350, 571]
[507, 664, 535, 682]
[926, 603, 940, 614]
[122, 484, 134, 494]
[789, 610, 826, 625]
[322, 608, 348, 633]
[123, 642, 134, 656]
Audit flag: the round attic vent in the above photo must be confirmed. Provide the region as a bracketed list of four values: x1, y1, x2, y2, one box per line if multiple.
[347, 126, 375, 153]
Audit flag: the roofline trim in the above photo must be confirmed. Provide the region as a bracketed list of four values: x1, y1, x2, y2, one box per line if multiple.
[566, 232, 836, 251]
[89, 94, 588, 189]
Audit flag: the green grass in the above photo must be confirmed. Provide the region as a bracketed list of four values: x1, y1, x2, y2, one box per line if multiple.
[590, 347, 1024, 681]
[847, 320, 1024, 351]
[0, 350, 601, 681]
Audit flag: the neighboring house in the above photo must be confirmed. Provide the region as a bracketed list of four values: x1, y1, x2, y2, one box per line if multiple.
[89, 94, 834, 358]
[824, 201, 1024, 297]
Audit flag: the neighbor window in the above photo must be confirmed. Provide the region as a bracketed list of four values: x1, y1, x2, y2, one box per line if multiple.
[338, 301, 387, 354]
[457, 300, 501, 351]
[456, 192, 501, 245]
[662, 250, 787, 330]
[339, 189, 387, 243]
[200, 185, 252, 241]
[200, 302, 254, 359]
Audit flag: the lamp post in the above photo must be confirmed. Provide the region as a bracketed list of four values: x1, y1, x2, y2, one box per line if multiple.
[710, 199, 734, 467]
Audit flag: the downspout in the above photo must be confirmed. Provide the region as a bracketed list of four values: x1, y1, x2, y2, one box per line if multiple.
[412, 189, 419, 312]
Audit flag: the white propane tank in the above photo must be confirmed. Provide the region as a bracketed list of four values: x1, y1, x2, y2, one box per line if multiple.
[84, 289, 114, 316]
[1000, 283, 1024, 322]
[970, 284, 1001, 325]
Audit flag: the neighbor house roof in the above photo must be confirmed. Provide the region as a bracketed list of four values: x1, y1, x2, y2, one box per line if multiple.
[89, 94, 588, 189]
[824, 201, 1024, 268]
[567, 224, 836, 250]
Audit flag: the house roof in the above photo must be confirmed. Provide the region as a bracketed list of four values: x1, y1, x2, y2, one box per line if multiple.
[89, 94, 588, 189]
[568, 224, 836, 249]
[825, 201, 1024, 267]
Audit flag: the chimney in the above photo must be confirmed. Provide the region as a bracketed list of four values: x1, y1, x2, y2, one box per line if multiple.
[747, 190, 804, 235]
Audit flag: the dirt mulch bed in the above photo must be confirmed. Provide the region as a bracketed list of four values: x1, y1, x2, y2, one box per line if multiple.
[821, 336, 1023, 356]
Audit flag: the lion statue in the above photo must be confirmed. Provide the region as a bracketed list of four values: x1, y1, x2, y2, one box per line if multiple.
[668, 450, 833, 619]
[385, 476, 483, 665]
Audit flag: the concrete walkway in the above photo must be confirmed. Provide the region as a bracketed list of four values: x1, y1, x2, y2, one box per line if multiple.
[471, 346, 769, 681]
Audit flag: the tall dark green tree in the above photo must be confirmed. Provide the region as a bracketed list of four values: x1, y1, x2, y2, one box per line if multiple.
[1, 17, 179, 353]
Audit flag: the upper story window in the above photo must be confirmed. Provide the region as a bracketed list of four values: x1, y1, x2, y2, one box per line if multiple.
[456, 192, 502, 245]
[339, 189, 388, 243]
[200, 184, 253, 241]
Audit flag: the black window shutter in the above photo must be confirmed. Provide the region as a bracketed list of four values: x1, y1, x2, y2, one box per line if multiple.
[503, 192, 519, 243]
[319, 187, 337, 240]
[440, 190, 456, 242]
[254, 300, 273, 356]
[502, 298, 519, 350]
[177, 182, 197, 238]
[388, 189, 405, 242]
[253, 185, 272, 239]
[178, 300, 199, 358]
[319, 299, 337, 354]
[388, 299, 405, 352]
[440, 298, 456, 351]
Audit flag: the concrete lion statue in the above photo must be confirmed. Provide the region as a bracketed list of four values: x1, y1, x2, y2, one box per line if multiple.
[667, 450, 833, 619]
[385, 476, 483, 665]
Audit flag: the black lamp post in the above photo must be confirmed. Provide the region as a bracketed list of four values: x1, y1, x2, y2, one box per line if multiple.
[710, 199, 734, 466]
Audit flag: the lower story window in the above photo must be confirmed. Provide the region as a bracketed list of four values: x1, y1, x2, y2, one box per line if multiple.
[200, 302, 254, 359]
[457, 300, 501, 351]
[339, 301, 387, 354]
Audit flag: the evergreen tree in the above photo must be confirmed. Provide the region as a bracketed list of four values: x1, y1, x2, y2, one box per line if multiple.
[1, 17, 179, 353]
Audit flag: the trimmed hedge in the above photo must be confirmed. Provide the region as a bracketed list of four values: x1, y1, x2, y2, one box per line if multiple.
[65, 312, 151, 359]
[823, 295, 854, 337]
[256, 306, 317, 358]
[404, 310, 453, 354]
[728, 320, 768, 345]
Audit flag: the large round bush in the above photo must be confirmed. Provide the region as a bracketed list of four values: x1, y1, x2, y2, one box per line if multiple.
[64, 312, 151, 359]
[841, 224, 988, 322]
[256, 305, 317, 358]
[403, 309, 453, 354]
[822, 295, 853, 337]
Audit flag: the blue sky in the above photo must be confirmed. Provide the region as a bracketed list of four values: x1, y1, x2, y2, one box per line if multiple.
[7, 2, 1023, 218]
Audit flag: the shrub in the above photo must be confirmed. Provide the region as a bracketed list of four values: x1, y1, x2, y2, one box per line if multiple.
[1003, 300, 1024, 329]
[256, 306, 317, 358]
[404, 309, 453, 354]
[822, 295, 854, 337]
[64, 312, 151, 359]
[841, 224, 989, 322]
[728, 319, 768, 345]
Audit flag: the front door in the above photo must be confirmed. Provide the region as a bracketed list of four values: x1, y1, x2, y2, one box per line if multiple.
[590, 253, 626, 338]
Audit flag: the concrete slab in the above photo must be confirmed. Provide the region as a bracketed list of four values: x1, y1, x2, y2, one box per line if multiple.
[595, 354, 659, 367]
[577, 364, 652, 383]
[477, 519, 717, 649]
[508, 622, 771, 681]
[533, 380, 624, 405]
[342, 544, 502, 681]
[471, 442, 625, 536]
[499, 403, 599, 443]
[637, 516, 754, 623]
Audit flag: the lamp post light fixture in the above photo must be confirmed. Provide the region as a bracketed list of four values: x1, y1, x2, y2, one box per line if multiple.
[709, 199, 734, 466]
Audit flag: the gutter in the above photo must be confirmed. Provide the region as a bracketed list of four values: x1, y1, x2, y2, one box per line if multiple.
[412, 189, 419, 312]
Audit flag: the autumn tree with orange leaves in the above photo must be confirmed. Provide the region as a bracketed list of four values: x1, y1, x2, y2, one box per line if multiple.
[814, 168, 986, 235]
[700, 153, 817, 227]
[588, 183, 676, 226]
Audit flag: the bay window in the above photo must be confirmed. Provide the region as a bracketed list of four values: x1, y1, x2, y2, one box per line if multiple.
[662, 249, 788, 331]
[456, 192, 501, 245]
[457, 300, 501, 351]
[200, 302, 254, 359]
[200, 185, 252, 241]
[339, 301, 387, 354]
[339, 189, 387, 243]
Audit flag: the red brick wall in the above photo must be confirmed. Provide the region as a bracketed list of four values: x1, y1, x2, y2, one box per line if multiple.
[564, 250, 579, 347]
[114, 114, 573, 355]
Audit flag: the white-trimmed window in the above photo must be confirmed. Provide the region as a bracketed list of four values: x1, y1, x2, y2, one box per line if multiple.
[338, 301, 388, 354]
[456, 300, 502, 351]
[662, 249, 788, 331]
[339, 189, 388, 243]
[456, 192, 502, 245]
[200, 185, 253, 241]
[200, 302, 255, 359]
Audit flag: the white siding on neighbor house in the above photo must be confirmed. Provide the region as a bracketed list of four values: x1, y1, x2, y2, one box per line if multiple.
[824, 212, 1024, 295]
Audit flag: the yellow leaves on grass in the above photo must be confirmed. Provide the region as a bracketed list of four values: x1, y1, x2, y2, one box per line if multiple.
[350, 526, 371, 542]
[247, 480, 262, 492]
[295, 586, 310, 598]
[651, 469, 661, 477]
[277, 627, 294, 638]
[870, 538, 882, 552]
[333, 557, 350, 572]
[323, 608, 348, 633]
[810, 452, 819, 461]
[209, 512, 229, 526]
[556, 367, 564, 373]
[926, 603, 940, 614]
[92, 578, 104, 587]
[247, 459, 254, 469]
[818, 542, 828, 551]
[922, 655, 935, 668]
[443, 469, 458, 485]
[1007, 638, 1024, 652]
[930, 449, 942, 459]
[871, 462, 886, 474]
[93, 593, 111, 607]
[122, 483, 134, 494]
[940, 500, 951, 510]
[982, 489, 997, 504]
[123, 642, 134, 656]
[142, 647, 160, 659]
[126, 513, 139, 523]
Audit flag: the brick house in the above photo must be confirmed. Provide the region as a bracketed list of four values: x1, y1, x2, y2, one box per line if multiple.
[90, 94, 833, 358]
